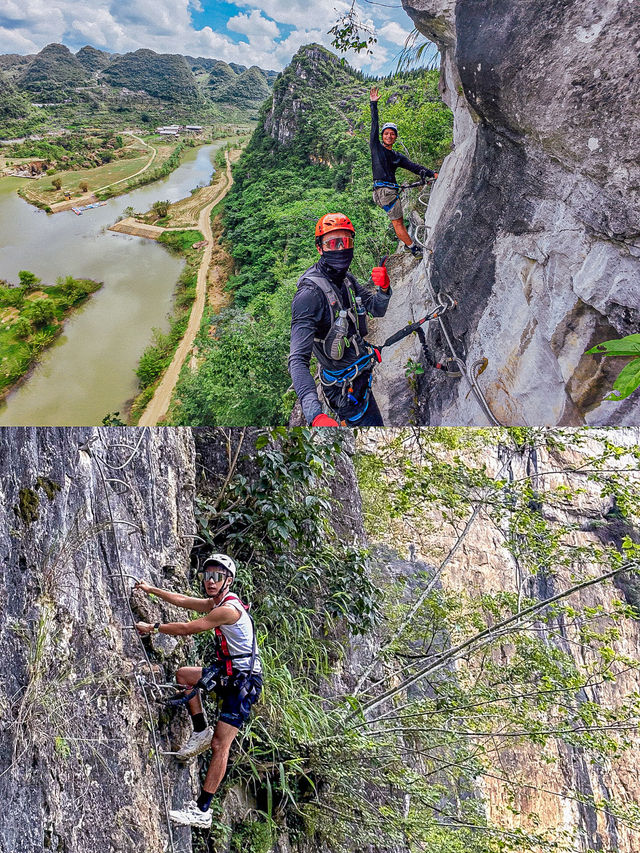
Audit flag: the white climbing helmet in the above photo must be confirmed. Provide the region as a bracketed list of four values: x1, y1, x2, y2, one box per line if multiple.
[202, 553, 236, 580]
[381, 122, 398, 135]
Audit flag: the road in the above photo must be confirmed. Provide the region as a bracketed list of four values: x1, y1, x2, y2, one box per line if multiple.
[137, 151, 233, 426]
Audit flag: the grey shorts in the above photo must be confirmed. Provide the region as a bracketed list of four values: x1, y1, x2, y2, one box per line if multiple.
[373, 186, 403, 220]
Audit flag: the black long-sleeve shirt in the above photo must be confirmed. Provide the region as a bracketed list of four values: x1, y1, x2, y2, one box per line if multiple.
[370, 100, 434, 185]
[288, 259, 391, 424]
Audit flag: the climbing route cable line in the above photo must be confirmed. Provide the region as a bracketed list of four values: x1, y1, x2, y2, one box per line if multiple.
[408, 201, 503, 426]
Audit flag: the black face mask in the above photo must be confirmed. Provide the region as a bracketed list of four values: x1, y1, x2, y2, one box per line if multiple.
[321, 248, 354, 274]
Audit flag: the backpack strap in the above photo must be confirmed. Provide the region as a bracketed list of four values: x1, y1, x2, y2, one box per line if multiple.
[298, 269, 344, 317]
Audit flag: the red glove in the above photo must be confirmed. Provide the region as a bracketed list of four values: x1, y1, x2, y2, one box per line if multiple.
[371, 263, 390, 290]
[312, 414, 339, 427]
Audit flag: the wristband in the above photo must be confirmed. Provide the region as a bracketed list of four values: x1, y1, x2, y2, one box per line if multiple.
[153, 621, 161, 634]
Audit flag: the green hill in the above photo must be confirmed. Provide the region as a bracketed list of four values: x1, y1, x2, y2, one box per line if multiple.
[101, 48, 201, 102]
[76, 45, 112, 73]
[207, 60, 238, 96]
[19, 43, 89, 98]
[0, 82, 34, 121]
[0, 42, 277, 135]
[214, 65, 271, 107]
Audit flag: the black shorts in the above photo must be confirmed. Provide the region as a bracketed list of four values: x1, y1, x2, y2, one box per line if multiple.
[210, 669, 263, 729]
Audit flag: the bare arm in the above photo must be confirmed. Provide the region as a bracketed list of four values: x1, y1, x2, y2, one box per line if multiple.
[136, 604, 239, 636]
[135, 580, 211, 613]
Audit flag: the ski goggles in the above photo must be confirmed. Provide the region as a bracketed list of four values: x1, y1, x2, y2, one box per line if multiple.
[321, 235, 355, 251]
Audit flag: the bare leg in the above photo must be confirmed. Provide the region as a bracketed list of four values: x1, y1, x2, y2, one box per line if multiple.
[202, 720, 239, 795]
[176, 666, 203, 716]
[391, 217, 413, 247]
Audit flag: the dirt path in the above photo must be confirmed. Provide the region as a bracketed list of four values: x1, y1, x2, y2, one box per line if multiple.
[94, 132, 157, 193]
[137, 151, 233, 426]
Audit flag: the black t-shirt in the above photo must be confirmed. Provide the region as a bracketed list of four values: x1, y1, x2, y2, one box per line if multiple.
[369, 100, 434, 185]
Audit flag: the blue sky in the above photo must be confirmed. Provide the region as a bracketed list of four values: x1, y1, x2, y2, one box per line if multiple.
[0, 0, 438, 75]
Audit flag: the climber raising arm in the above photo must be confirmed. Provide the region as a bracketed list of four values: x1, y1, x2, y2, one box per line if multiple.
[135, 604, 239, 636]
[134, 579, 212, 613]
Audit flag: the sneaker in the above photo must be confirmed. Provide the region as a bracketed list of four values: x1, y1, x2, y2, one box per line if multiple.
[174, 726, 214, 761]
[409, 244, 423, 259]
[169, 800, 212, 829]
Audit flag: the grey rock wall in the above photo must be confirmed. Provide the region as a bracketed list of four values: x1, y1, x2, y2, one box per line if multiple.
[391, 0, 640, 426]
[0, 428, 197, 853]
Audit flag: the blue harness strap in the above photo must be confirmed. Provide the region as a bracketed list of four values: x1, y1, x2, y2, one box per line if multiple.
[321, 350, 376, 421]
[321, 351, 374, 386]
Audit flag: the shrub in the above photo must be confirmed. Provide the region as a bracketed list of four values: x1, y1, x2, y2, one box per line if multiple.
[12, 317, 32, 339]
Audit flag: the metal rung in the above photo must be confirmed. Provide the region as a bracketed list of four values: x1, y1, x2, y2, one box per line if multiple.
[414, 225, 430, 247]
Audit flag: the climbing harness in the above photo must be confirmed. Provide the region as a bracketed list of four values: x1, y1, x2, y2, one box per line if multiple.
[373, 180, 401, 212]
[319, 289, 459, 420]
[151, 591, 260, 716]
[374, 177, 434, 215]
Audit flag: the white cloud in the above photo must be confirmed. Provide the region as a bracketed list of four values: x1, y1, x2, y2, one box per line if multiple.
[377, 21, 412, 47]
[227, 10, 279, 40]
[234, 0, 351, 30]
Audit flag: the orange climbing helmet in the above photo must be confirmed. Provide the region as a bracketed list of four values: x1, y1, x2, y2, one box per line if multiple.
[315, 213, 355, 247]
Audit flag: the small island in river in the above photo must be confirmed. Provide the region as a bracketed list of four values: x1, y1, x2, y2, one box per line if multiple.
[0, 271, 102, 399]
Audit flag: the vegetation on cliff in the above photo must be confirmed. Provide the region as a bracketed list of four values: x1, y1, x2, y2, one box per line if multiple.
[168, 45, 453, 426]
[185, 427, 640, 852]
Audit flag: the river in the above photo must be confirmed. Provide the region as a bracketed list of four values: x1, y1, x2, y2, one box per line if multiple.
[0, 141, 227, 425]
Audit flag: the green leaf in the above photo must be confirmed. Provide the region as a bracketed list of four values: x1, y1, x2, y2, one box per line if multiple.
[586, 333, 640, 358]
[603, 357, 640, 401]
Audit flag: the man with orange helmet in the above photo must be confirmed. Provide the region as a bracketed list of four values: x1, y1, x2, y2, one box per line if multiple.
[288, 212, 391, 426]
[370, 86, 437, 259]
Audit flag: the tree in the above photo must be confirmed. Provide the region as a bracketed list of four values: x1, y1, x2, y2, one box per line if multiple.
[79, 180, 88, 193]
[51, 177, 62, 191]
[18, 270, 41, 291]
[196, 428, 640, 853]
[152, 199, 170, 218]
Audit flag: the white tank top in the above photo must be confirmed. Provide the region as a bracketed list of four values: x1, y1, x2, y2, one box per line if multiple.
[215, 593, 261, 674]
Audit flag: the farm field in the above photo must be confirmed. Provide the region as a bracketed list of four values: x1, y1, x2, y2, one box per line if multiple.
[15, 138, 179, 208]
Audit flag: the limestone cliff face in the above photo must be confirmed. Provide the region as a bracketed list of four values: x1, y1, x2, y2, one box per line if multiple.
[0, 428, 197, 853]
[389, 0, 640, 425]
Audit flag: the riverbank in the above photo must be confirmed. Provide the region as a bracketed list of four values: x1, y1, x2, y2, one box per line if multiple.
[126, 229, 205, 423]
[0, 275, 102, 400]
[12, 135, 185, 212]
[123, 148, 237, 424]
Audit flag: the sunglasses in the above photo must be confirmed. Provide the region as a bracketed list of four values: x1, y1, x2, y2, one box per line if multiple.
[322, 236, 354, 251]
[200, 569, 228, 582]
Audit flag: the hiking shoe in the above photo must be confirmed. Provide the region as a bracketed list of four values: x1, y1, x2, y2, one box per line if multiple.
[174, 726, 214, 761]
[169, 801, 212, 829]
[409, 244, 423, 259]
